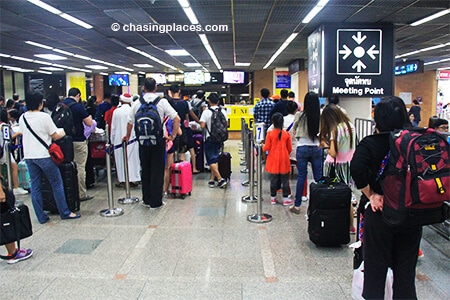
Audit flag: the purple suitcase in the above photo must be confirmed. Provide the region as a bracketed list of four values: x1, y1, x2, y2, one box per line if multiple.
[171, 161, 192, 198]
[193, 133, 204, 172]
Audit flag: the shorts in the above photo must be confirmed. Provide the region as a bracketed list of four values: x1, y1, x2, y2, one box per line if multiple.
[204, 138, 221, 165]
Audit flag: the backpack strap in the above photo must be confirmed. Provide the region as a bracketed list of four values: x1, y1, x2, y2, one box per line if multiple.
[23, 116, 50, 150]
[139, 95, 161, 106]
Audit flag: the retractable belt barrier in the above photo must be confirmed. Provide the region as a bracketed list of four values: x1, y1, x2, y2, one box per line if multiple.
[354, 118, 374, 145]
[118, 140, 139, 204]
[241, 131, 257, 203]
[1, 124, 14, 191]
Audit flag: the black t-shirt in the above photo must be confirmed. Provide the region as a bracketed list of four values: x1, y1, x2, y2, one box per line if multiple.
[172, 98, 189, 124]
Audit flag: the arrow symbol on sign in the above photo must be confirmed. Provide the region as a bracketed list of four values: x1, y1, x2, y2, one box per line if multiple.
[352, 60, 367, 72]
[352, 32, 367, 44]
[367, 45, 380, 59]
[339, 45, 352, 60]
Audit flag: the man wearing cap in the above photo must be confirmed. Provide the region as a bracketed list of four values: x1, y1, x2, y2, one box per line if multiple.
[200, 93, 228, 188]
[111, 94, 140, 188]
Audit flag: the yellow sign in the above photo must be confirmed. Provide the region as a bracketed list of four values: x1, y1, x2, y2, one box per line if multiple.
[69, 76, 86, 100]
[225, 105, 254, 131]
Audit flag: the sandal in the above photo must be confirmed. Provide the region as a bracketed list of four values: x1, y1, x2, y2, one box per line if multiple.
[289, 206, 301, 215]
[63, 213, 81, 220]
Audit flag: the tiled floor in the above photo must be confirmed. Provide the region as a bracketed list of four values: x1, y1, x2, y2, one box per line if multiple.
[1, 140, 449, 299]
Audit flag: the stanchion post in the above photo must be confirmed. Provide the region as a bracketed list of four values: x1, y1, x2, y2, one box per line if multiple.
[118, 140, 139, 204]
[247, 122, 272, 223]
[100, 124, 124, 217]
[241, 132, 257, 203]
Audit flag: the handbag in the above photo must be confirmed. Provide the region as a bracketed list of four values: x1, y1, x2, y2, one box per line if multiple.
[0, 184, 33, 259]
[351, 261, 393, 300]
[23, 116, 64, 164]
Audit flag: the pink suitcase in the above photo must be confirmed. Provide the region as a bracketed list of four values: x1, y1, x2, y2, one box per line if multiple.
[171, 161, 192, 198]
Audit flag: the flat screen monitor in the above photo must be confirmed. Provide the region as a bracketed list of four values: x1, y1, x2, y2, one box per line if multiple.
[108, 74, 129, 86]
[184, 71, 205, 85]
[223, 71, 244, 84]
[147, 73, 166, 84]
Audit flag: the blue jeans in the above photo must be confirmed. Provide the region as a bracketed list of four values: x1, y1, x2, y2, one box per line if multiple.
[295, 146, 323, 207]
[26, 158, 72, 223]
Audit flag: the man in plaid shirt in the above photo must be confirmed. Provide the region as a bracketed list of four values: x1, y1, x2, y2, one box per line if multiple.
[254, 88, 275, 131]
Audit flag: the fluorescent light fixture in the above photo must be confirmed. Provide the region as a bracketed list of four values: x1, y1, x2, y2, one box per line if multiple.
[11, 56, 34, 62]
[25, 41, 53, 49]
[53, 48, 75, 56]
[198, 34, 222, 70]
[235, 62, 251, 67]
[395, 43, 447, 59]
[37, 70, 52, 74]
[34, 54, 67, 60]
[60, 13, 93, 29]
[33, 60, 51, 65]
[27, 0, 61, 14]
[0, 53, 11, 58]
[73, 54, 91, 60]
[90, 58, 107, 64]
[138, 71, 146, 75]
[115, 71, 130, 74]
[424, 57, 450, 65]
[40, 67, 64, 71]
[184, 63, 202, 67]
[126, 46, 177, 70]
[133, 64, 154, 68]
[85, 65, 108, 70]
[263, 33, 299, 69]
[52, 64, 69, 68]
[182, 7, 199, 25]
[410, 9, 450, 26]
[99, 72, 108, 76]
[4, 66, 34, 72]
[302, 0, 329, 23]
[178, 0, 190, 8]
[27, 0, 92, 29]
[165, 49, 190, 56]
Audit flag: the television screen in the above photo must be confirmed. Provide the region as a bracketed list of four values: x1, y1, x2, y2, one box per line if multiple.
[167, 73, 184, 83]
[147, 73, 166, 84]
[184, 71, 205, 85]
[223, 71, 244, 84]
[108, 74, 129, 86]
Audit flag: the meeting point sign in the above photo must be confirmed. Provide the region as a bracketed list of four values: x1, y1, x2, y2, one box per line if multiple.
[310, 24, 394, 97]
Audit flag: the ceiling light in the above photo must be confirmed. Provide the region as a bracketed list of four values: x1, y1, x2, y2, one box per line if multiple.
[424, 57, 450, 65]
[37, 70, 52, 74]
[235, 62, 251, 67]
[11, 56, 34, 62]
[165, 49, 190, 56]
[25, 41, 53, 49]
[73, 54, 91, 60]
[263, 33, 298, 69]
[198, 34, 222, 70]
[126, 46, 177, 70]
[115, 71, 130, 74]
[133, 64, 154, 68]
[178, 0, 190, 8]
[99, 72, 108, 76]
[85, 65, 108, 70]
[34, 54, 67, 60]
[40, 67, 64, 71]
[184, 63, 202, 67]
[52, 64, 69, 68]
[302, 0, 329, 23]
[53, 49, 75, 56]
[183, 7, 199, 25]
[60, 13, 93, 29]
[33, 60, 51, 65]
[395, 43, 447, 59]
[0, 53, 11, 58]
[138, 71, 146, 75]
[27, 0, 61, 14]
[4, 66, 34, 72]
[410, 9, 450, 26]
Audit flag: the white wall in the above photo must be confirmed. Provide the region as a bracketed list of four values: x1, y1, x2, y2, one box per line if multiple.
[339, 97, 372, 123]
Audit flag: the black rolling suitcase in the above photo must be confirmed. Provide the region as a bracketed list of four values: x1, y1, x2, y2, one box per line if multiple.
[218, 152, 232, 181]
[42, 161, 80, 213]
[307, 178, 351, 246]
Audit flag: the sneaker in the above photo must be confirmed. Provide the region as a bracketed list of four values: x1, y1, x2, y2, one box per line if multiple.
[418, 248, 424, 258]
[270, 197, 277, 205]
[301, 196, 308, 202]
[208, 180, 216, 188]
[218, 179, 227, 189]
[80, 195, 94, 202]
[7, 248, 33, 264]
[283, 198, 294, 206]
[13, 187, 28, 195]
[140, 200, 151, 208]
[350, 227, 357, 234]
[149, 202, 166, 209]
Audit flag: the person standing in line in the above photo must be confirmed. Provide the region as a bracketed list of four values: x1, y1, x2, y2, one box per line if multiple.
[350, 96, 420, 299]
[95, 92, 112, 130]
[319, 104, 357, 233]
[111, 93, 140, 188]
[269, 89, 290, 120]
[328, 94, 347, 115]
[290, 92, 322, 214]
[124, 77, 180, 209]
[409, 99, 421, 127]
[63, 88, 94, 202]
[19, 92, 80, 223]
[104, 94, 119, 136]
[253, 88, 275, 132]
[199, 93, 228, 189]
[263, 113, 293, 206]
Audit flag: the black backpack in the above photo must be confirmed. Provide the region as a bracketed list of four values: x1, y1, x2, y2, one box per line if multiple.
[134, 96, 163, 147]
[51, 102, 76, 136]
[190, 99, 205, 121]
[207, 107, 228, 143]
